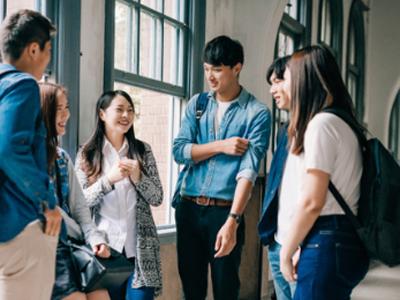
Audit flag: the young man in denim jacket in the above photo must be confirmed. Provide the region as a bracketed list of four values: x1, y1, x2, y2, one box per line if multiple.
[173, 35, 271, 300]
[258, 56, 295, 300]
[0, 10, 61, 300]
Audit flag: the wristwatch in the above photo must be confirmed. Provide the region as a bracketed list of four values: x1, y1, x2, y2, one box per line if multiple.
[228, 212, 242, 224]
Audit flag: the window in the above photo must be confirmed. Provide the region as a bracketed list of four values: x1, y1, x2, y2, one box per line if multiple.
[106, 0, 204, 228]
[346, 0, 366, 122]
[318, 0, 343, 64]
[389, 91, 400, 162]
[1, 0, 46, 30]
[271, 0, 311, 151]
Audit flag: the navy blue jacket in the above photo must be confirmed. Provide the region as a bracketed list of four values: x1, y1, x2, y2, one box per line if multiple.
[0, 64, 56, 242]
[258, 123, 289, 246]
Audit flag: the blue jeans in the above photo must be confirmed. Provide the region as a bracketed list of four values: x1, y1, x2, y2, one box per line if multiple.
[294, 215, 369, 300]
[126, 274, 154, 300]
[268, 240, 296, 300]
[108, 273, 155, 300]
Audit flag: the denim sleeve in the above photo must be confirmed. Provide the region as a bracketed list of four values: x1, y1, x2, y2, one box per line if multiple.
[0, 79, 56, 208]
[172, 94, 199, 165]
[236, 107, 271, 184]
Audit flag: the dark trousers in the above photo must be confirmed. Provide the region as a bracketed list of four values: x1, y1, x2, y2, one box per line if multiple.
[175, 200, 245, 300]
[294, 215, 369, 300]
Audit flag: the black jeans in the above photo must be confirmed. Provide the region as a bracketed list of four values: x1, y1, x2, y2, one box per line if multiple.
[175, 200, 245, 300]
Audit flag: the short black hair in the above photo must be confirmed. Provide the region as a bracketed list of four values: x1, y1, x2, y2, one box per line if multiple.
[0, 9, 56, 61]
[203, 35, 244, 67]
[266, 55, 290, 85]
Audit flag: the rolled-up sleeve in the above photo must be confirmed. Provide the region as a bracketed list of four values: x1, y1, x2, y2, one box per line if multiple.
[172, 94, 200, 165]
[236, 108, 271, 184]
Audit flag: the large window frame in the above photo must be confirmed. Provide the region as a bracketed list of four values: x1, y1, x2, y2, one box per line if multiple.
[271, 0, 311, 152]
[318, 0, 343, 65]
[346, 0, 367, 122]
[389, 91, 400, 162]
[104, 0, 205, 235]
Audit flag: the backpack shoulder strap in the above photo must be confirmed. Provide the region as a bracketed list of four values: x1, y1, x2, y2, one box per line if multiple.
[195, 92, 209, 128]
[328, 181, 361, 229]
[322, 107, 363, 228]
[322, 107, 367, 146]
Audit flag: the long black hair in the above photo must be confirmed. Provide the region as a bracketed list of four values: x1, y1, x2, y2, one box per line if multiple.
[287, 44, 364, 154]
[80, 90, 145, 184]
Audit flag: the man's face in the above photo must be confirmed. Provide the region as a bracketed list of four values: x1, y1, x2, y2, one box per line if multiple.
[269, 70, 291, 110]
[32, 40, 51, 80]
[203, 62, 241, 95]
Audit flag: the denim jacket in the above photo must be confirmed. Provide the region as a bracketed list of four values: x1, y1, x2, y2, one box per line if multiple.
[0, 64, 56, 242]
[258, 123, 289, 246]
[173, 88, 271, 200]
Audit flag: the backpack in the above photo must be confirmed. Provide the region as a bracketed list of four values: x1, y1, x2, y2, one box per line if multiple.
[323, 108, 400, 266]
[171, 92, 209, 208]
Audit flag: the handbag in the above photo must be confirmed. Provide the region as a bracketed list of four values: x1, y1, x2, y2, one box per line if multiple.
[69, 242, 135, 292]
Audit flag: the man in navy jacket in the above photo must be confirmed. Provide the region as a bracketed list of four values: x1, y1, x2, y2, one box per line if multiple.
[258, 56, 295, 300]
[0, 10, 61, 300]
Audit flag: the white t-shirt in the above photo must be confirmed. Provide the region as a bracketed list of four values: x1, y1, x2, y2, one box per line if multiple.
[214, 99, 235, 137]
[275, 112, 362, 243]
[98, 138, 138, 258]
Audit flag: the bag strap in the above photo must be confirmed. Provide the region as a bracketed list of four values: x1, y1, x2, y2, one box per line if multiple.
[322, 107, 367, 147]
[328, 182, 361, 229]
[321, 108, 363, 229]
[195, 92, 209, 129]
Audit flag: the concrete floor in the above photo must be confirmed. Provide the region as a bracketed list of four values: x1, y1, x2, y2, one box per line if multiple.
[352, 261, 400, 300]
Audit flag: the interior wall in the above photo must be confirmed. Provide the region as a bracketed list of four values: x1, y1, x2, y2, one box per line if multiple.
[79, 0, 105, 146]
[364, 0, 400, 142]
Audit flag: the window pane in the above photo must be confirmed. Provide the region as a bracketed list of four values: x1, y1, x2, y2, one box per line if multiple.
[141, 0, 162, 12]
[114, 81, 177, 226]
[278, 32, 294, 57]
[164, 0, 185, 22]
[348, 22, 356, 66]
[284, 0, 298, 20]
[6, 0, 36, 15]
[389, 94, 400, 162]
[347, 73, 357, 107]
[115, 1, 135, 72]
[163, 22, 178, 85]
[140, 12, 162, 79]
[320, 0, 331, 45]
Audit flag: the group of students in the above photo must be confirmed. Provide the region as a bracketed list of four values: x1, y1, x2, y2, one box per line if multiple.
[0, 9, 161, 300]
[0, 8, 370, 300]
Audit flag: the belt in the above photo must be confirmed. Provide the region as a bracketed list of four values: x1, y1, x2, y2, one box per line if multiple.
[182, 196, 232, 207]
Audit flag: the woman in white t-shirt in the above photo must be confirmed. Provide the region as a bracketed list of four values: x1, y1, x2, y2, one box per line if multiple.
[279, 45, 369, 300]
[75, 90, 163, 299]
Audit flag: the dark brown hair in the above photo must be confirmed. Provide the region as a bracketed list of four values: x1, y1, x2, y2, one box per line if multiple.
[0, 9, 56, 61]
[80, 90, 145, 185]
[287, 45, 362, 154]
[39, 82, 67, 172]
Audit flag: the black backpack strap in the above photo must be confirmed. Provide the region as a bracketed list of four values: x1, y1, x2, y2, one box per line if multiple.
[322, 107, 367, 147]
[328, 181, 361, 229]
[195, 92, 209, 128]
[322, 107, 364, 229]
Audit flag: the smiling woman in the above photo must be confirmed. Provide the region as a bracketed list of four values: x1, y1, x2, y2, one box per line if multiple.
[75, 90, 164, 298]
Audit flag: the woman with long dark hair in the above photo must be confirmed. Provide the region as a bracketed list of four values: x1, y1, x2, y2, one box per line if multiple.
[75, 90, 163, 299]
[277, 45, 369, 299]
[39, 82, 111, 300]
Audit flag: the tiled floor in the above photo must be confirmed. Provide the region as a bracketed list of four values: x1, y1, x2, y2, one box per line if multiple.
[352, 261, 400, 300]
